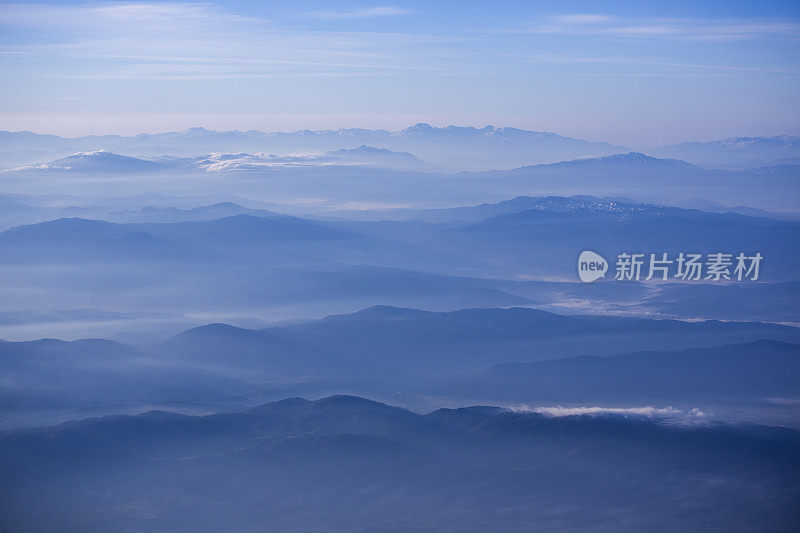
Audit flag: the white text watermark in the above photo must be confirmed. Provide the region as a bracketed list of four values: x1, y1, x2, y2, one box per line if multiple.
[578, 251, 762, 283]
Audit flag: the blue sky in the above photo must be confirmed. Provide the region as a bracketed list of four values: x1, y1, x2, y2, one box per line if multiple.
[0, 0, 798, 145]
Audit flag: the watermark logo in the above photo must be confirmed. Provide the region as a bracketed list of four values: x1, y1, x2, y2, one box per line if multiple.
[578, 250, 608, 283]
[577, 251, 762, 282]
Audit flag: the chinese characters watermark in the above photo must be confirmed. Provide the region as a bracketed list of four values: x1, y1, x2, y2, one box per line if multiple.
[578, 251, 762, 283]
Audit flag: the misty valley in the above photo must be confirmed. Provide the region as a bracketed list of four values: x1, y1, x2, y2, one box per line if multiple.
[0, 124, 799, 532]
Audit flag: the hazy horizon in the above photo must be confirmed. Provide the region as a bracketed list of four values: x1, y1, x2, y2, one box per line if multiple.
[3, 121, 800, 148]
[2, 0, 799, 145]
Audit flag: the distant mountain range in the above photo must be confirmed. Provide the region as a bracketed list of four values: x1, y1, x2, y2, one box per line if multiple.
[5, 147, 798, 212]
[10, 150, 171, 173]
[5, 146, 794, 176]
[464, 150, 800, 187]
[3, 149, 676, 175]
[103, 202, 279, 223]
[2, 196, 799, 280]
[5, 147, 791, 179]
[0, 213, 373, 269]
[3, 126, 798, 171]
[337, 194, 799, 223]
[653, 135, 800, 167]
[518, 151, 698, 171]
[186, 145, 434, 172]
[3, 145, 434, 174]
[419, 197, 800, 279]
[341, 194, 671, 223]
[674, 197, 800, 220]
[0, 124, 629, 170]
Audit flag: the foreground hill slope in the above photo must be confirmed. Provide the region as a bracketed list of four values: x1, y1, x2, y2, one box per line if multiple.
[1, 395, 798, 532]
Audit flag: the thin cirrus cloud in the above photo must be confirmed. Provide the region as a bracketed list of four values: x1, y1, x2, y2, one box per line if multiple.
[552, 14, 613, 25]
[526, 14, 800, 41]
[307, 6, 412, 19]
[0, 2, 254, 32]
[551, 56, 795, 74]
[0, 2, 443, 80]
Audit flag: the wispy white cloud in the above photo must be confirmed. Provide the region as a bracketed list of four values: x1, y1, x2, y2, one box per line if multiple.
[0, 3, 450, 80]
[553, 56, 793, 74]
[553, 14, 614, 25]
[0, 2, 254, 31]
[75, 53, 450, 72]
[480, 53, 800, 81]
[307, 6, 411, 19]
[764, 397, 800, 406]
[522, 14, 800, 41]
[509, 405, 710, 421]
